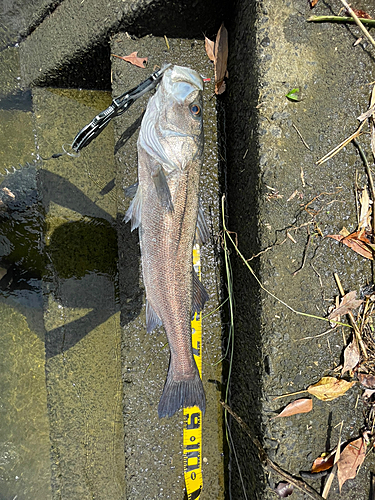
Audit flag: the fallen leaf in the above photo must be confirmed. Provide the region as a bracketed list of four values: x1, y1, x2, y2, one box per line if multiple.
[111, 51, 148, 68]
[1, 187, 15, 199]
[341, 340, 360, 376]
[328, 290, 363, 320]
[215, 80, 226, 95]
[362, 388, 375, 400]
[307, 377, 356, 401]
[327, 232, 374, 260]
[358, 372, 375, 389]
[274, 482, 294, 497]
[311, 453, 335, 473]
[345, 8, 372, 19]
[337, 437, 366, 491]
[359, 187, 372, 231]
[275, 398, 312, 418]
[310, 0, 319, 7]
[214, 23, 228, 95]
[204, 37, 215, 62]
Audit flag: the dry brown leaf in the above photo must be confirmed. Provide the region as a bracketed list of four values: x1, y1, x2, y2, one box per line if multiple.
[1, 187, 15, 199]
[274, 482, 294, 497]
[358, 372, 375, 388]
[328, 290, 363, 320]
[327, 233, 374, 260]
[358, 187, 372, 231]
[311, 453, 335, 473]
[111, 51, 148, 68]
[362, 388, 375, 400]
[215, 80, 226, 95]
[307, 377, 356, 401]
[337, 437, 366, 491]
[341, 340, 360, 376]
[345, 8, 372, 19]
[205, 37, 215, 62]
[214, 23, 228, 95]
[275, 398, 312, 418]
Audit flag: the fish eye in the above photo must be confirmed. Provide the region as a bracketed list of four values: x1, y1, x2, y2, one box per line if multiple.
[189, 104, 201, 117]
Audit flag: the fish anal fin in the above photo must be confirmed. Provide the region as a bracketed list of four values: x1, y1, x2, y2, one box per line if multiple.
[124, 186, 142, 231]
[146, 300, 162, 333]
[192, 268, 209, 317]
[152, 165, 174, 213]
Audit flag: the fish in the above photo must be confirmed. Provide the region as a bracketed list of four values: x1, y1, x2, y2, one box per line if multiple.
[125, 65, 209, 418]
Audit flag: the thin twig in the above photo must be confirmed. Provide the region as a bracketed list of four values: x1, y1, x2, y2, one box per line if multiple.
[333, 273, 368, 359]
[220, 401, 324, 500]
[292, 123, 311, 150]
[308, 15, 375, 27]
[316, 121, 366, 165]
[338, 0, 375, 49]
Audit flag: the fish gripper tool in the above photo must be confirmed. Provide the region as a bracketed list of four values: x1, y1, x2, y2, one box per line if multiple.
[71, 64, 172, 153]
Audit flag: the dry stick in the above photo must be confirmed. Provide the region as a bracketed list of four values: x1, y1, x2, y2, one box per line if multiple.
[353, 139, 375, 283]
[338, 0, 375, 49]
[220, 401, 324, 500]
[292, 123, 311, 150]
[316, 121, 366, 165]
[333, 273, 368, 359]
[322, 421, 343, 499]
[308, 15, 375, 27]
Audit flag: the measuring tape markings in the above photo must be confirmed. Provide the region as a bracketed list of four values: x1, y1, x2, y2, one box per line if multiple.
[183, 244, 203, 500]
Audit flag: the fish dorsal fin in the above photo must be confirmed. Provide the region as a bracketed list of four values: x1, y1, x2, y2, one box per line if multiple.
[195, 199, 210, 246]
[124, 185, 142, 231]
[146, 300, 162, 333]
[152, 165, 174, 212]
[192, 268, 209, 317]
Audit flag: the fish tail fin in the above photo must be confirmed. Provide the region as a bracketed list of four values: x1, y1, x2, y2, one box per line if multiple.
[158, 364, 206, 418]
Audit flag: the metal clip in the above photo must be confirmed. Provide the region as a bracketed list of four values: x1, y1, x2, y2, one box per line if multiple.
[71, 64, 172, 153]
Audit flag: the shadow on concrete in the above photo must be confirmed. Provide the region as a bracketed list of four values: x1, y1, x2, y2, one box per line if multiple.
[0, 165, 142, 358]
[219, 1, 264, 498]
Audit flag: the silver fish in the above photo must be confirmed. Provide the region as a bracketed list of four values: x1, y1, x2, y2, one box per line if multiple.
[125, 65, 209, 418]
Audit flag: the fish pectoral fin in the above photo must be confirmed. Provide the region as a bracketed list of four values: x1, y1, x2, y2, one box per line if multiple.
[146, 300, 162, 333]
[124, 181, 138, 198]
[195, 199, 210, 246]
[192, 268, 209, 317]
[152, 165, 174, 213]
[124, 185, 142, 231]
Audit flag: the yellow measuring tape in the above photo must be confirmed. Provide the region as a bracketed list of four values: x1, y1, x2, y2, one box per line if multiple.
[183, 243, 203, 500]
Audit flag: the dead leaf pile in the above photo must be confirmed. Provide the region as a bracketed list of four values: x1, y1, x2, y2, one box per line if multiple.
[205, 23, 228, 94]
